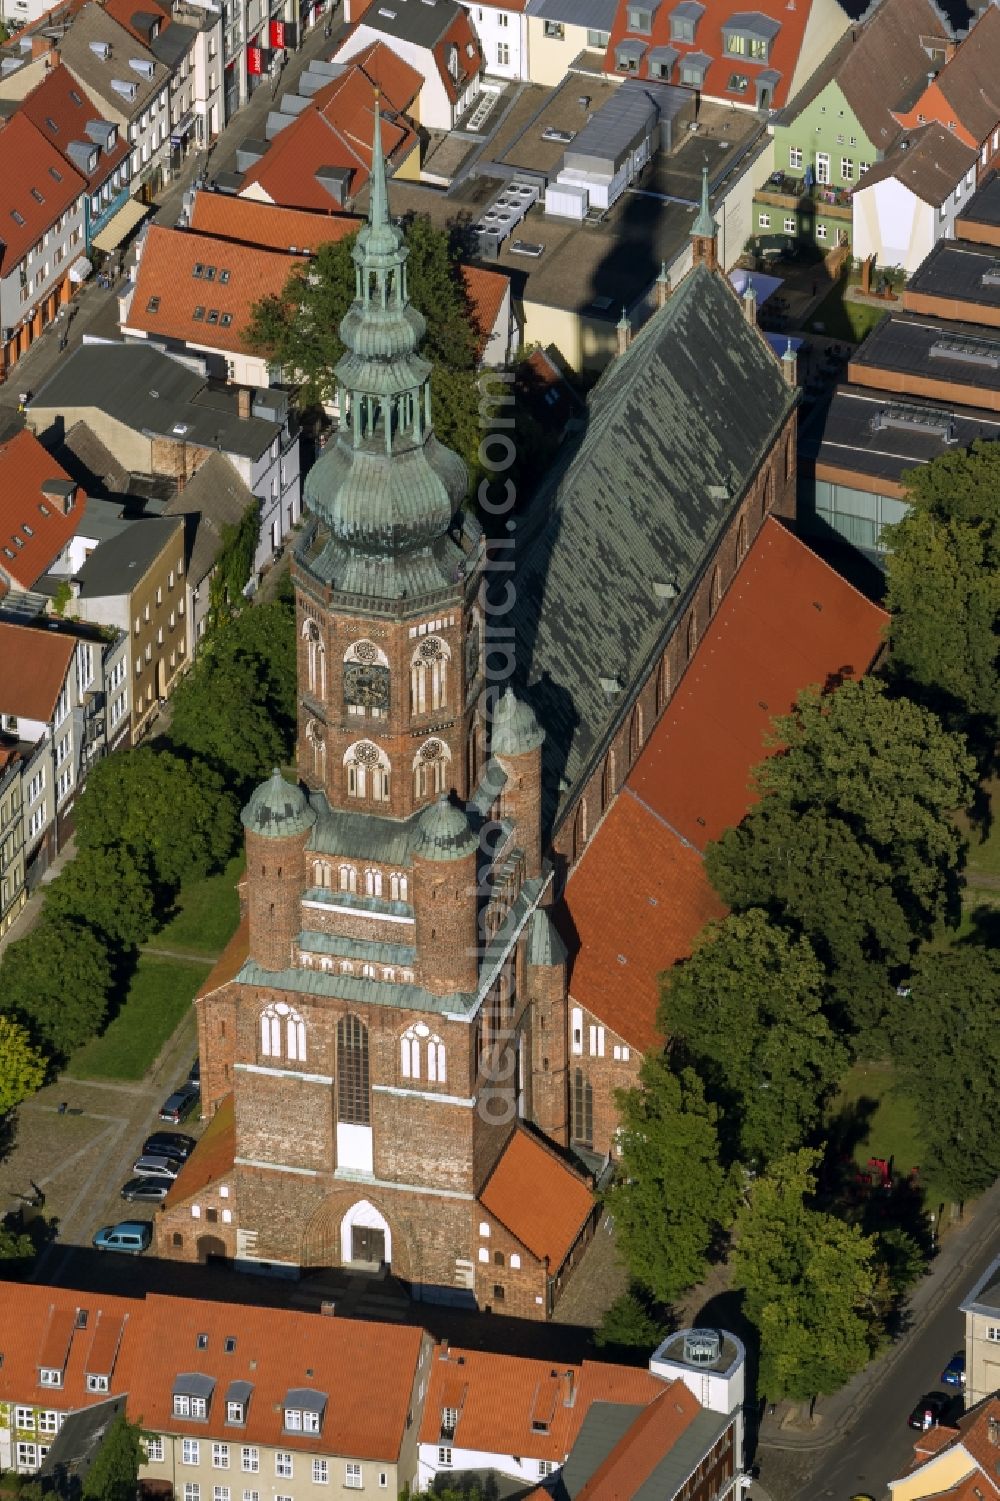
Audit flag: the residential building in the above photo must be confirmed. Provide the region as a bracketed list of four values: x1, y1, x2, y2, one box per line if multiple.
[187, 190, 360, 250]
[800, 178, 1000, 559]
[460, 0, 529, 80]
[237, 50, 421, 212]
[851, 122, 976, 273]
[752, 0, 952, 255]
[0, 747, 26, 937]
[961, 1254, 1000, 1407]
[0, 430, 86, 602]
[162, 450, 257, 650]
[104, 0, 224, 160]
[119, 223, 309, 385]
[58, 3, 173, 201]
[559, 516, 888, 1156]
[0, 112, 87, 383]
[27, 341, 302, 573]
[888, 1394, 1000, 1500]
[218, 0, 297, 124]
[155, 110, 798, 1302]
[601, 0, 850, 110]
[891, 4, 1000, 171]
[0, 1283, 429, 1496]
[523, 0, 616, 87]
[333, 0, 482, 131]
[66, 514, 186, 743]
[19, 62, 133, 256]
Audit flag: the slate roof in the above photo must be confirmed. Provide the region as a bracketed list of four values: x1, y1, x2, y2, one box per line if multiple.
[834, 0, 951, 149]
[511, 263, 795, 833]
[526, 0, 618, 30]
[351, 0, 467, 50]
[74, 514, 182, 598]
[163, 452, 256, 586]
[478, 1127, 593, 1268]
[567, 1394, 729, 1501]
[58, 2, 170, 121]
[853, 121, 976, 206]
[920, 5, 1000, 145]
[61, 420, 132, 494]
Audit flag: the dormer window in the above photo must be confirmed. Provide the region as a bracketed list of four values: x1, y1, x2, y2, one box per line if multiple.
[616, 38, 646, 69]
[173, 1375, 215, 1419]
[40, 1368, 62, 1387]
[722, 13, 779, 61]
[283, 1391, 326, 1435]
[174, 1395, 208, 1418]
[441, 1407, 459, 1438]
[669, 0, 703, 43]
[447, 44, 459, 79]
[626, 3, 654, 31]
[226, 1402, 244, 1424]
[87, 1374, 110, 1393]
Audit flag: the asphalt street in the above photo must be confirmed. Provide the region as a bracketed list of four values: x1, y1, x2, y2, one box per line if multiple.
[774, 1220, 1000, 1501]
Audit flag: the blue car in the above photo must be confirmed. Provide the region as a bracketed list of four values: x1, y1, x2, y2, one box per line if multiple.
[941, 1353, 965, 1388]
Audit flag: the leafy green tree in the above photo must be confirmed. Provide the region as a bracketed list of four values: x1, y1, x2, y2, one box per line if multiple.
[661, 910, 847, 1164]
[209, 503, 260, 623]
[707, 679, 975, 1037]
[594, 1288, 670, 1351]
[45, 846, 156, 951]
[167, 596, 296, 792]
[0, 918, 111, 1056]
[75, 747, 238, 891]
[871, 1226, 926, 1327]
[0, 1226, 35, 1261]
[890, 942, 1000, 1200]
[82, 1414, 146, 1501]
[607, 1058, 739, 1304]
[0, 1015, 46, 1115]
[884, 440, 1000, 752]
[244, 218, 485, 484]
[733, 1149, 878, 1401]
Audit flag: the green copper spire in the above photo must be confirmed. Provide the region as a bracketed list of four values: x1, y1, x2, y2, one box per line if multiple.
[301, 88, 472, 597]
[691, 166, 717, 240]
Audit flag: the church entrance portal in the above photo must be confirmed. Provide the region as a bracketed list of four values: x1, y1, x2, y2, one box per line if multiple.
[351, 1225, 385, 1265]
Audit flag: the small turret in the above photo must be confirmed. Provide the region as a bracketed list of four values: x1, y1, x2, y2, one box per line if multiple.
[412, 796, 479, 995]
[690, 166, 719, 272]
[241, 769, 316, 972]
[526, 908, 569, 1146]
[490, 689, 544, 880]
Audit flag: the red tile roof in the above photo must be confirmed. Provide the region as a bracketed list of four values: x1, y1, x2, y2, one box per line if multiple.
[124, 224, 306, 355]
[38, 1306, 77, 1374]
[0, 112, 86, 273]
[894, 7, 1000, 150]
[603, 0, 814, 109]
[460, 263, 509, 354]
[576, 1383, 703, 1501]
[350, 37, 424, 106]
[479, 1128, 593, 1268]
[163, 1094, 234, 1207]
[562, 519, 887, 1047]
[0, 622, 76, 723]
[628, 518, 888, 850]
[102, 0, 169, 42]
[189, 192, 362, 252]
[433, 9, 482, 104]
[0, 1285, 138, 1410]
[0, 429, 85, 589]
[240, 59, 419, 210]
[561, 791, 726, 1051]
[20, 63, 129, 191]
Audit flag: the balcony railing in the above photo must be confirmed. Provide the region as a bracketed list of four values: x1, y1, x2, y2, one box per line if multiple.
[757, 172, 854, 219]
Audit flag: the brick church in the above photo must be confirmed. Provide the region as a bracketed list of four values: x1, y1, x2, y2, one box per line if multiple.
[155, 113, 799, 1317]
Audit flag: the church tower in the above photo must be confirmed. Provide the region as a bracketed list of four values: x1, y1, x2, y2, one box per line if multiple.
[295, 96, 484, 823]
[190, 97, 585, 1313]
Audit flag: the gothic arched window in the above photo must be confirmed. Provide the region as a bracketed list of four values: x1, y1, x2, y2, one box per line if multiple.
[389, 871, 408, 902]
[711, 565, 722, 615]
[413, 738, 451, 799]
[656, 655, 671, 714]
[260, 1001, 306, 1063]
[737, 512, 748, 563]
[601, 752, 616, 812]
[344, 740, 390, 803]
[410, 637, 451, 716]
[339, 863, 357, 893]
[305, 718, 326, 783]
[628, 705, 643, 763]
[427, 1035, 446, 1084]
[364, 868, 383, 897]
[313, 860, 333, 889]
[343, 639, 390, 720]
[401, 1028, 420, 1079]
[573, 798, 588, 863]
[687, 612, 697, 661]
[337, 1015, 370, 1125]
[302, 619, 326, 699]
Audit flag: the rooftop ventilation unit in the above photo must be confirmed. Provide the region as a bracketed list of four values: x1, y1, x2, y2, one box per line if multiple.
[929, 334, 1000, 370]
[871, 402, 957, 442]
[542, 126, 576, 143]
[474, 174, 541, 257]
[982, 262, 1000, 287]
[510, 239, 544, 257]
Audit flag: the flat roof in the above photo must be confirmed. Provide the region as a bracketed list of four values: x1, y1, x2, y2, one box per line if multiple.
[75, 515, 182, 599]
[957, 169, 1000, 229]
[850, 313, 1000, 398]
[906, 237, 1000, 311]
[526, 0, 618, 29]
[800, 384, 1000, 485]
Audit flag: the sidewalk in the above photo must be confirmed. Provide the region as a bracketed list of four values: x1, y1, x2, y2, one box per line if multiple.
[758, 1176, 1000, 1452]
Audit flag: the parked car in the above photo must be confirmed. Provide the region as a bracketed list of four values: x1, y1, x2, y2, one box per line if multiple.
[93, 1221, 152, 1254]
[132, 1154, 182, 1180]
[143, 1131, 195, 1161]
[907, 1392, 951, 1430]
[941, 1353, 966, 1388]
[158, 1085, 199, 1123]
[121, 1178, 170, 1203]
[188, 1057, 200, 1087]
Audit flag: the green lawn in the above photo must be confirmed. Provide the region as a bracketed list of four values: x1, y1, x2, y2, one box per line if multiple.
[808, 280, 888, 342]
[829, 1060, 951, 1208]
[65, 954, 212, 1080]
[145, 853, 245, 956]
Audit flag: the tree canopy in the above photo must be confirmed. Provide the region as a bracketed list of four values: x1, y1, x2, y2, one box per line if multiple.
[83, 1414, 146, 1501]
[607, 1057, 739, 1304]
[707, 679, 975, 1037]
[0, 917, 111, 1056]
[661, 909, 847, 1165]
[74, 747, 238, 892]
[45, 845, 156, 951]
[889, 942, 1000, 1201]
[0, 1015, 47, 1115]
[243, 218, 485, 485]
[167, 595, 296, 793]
[884, 440, 1000, 754]
[732, 1149, 878, 1401]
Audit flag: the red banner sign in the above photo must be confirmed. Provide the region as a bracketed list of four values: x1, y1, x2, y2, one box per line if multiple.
[270, 18, 285, 47]
[247, 42, 264, 73]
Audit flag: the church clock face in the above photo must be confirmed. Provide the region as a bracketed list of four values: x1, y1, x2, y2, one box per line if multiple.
[344, 660, 390, 712]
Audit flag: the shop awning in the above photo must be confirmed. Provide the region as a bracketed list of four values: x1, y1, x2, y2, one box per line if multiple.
[91, 197, 150, 253]
[68, 256, 93, 282]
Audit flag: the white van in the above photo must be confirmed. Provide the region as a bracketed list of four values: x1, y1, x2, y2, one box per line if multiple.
[92, 1221, 152, 1253]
